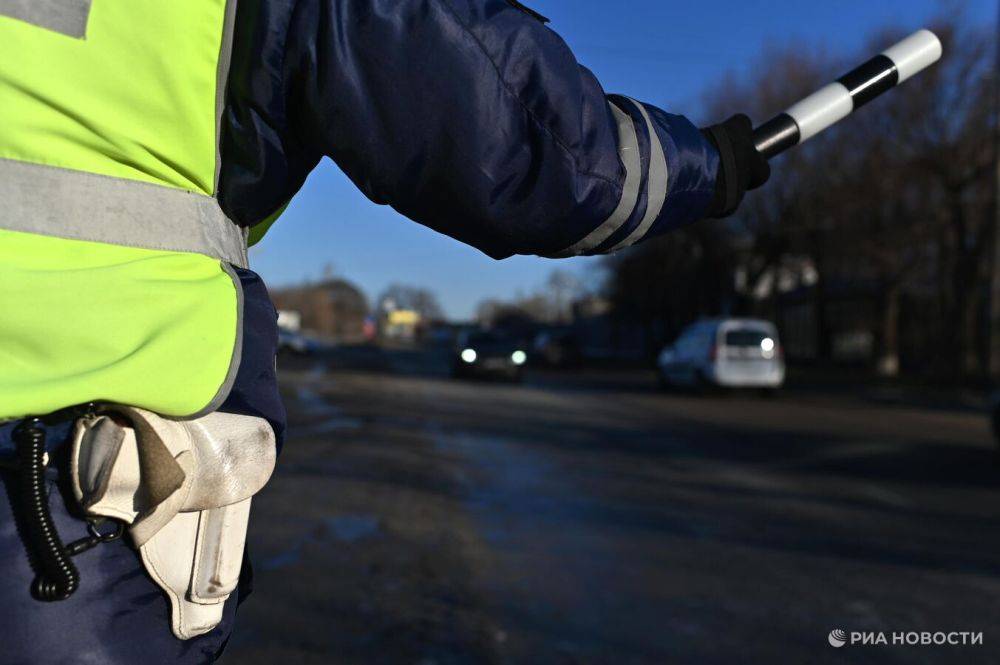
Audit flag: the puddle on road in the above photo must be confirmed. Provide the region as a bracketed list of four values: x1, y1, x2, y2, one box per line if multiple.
[429, 426, 640, 656]
[295, 386, 333, 415]
[295, 386, 364, 433]
[428, 425, 565, 549]
[260, 513, 383, 571]
[302, 416, 365, 434]
[328, 514, 380, 542]
[307, 362, 329, 378]
[260, 546, 302, 571]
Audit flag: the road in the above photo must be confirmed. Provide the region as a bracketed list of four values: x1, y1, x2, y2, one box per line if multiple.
[223, 347, 999, 665]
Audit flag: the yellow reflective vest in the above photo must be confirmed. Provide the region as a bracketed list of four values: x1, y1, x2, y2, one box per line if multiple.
[0, 0, 245, 419]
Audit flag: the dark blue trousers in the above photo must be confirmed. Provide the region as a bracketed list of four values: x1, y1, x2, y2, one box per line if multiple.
[0, 421, 240, 665]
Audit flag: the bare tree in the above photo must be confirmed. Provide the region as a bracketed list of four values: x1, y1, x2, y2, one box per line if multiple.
[545, 269, 581, 324]
[377, 284, 445, 321]
[604, 12, 994, 378]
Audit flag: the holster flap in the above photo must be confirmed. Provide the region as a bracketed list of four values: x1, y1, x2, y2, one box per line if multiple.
[72, 407, 276, 543]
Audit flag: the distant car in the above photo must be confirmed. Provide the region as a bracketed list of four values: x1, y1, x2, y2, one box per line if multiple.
[453, 330, 528, 381]
[278, 329, 312, 355]
[657, 318, 785, 391]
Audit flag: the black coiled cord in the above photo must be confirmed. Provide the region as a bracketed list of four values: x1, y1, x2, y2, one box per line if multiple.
[12, 418, 80, 601]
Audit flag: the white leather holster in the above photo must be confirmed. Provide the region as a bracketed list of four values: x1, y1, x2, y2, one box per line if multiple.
[70, 407, 276, 640]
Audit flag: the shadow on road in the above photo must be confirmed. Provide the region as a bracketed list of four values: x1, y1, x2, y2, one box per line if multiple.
[227, 349, 999, 664]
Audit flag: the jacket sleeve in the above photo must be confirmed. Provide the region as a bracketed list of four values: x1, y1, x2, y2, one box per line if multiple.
[283, 0, 720, 259]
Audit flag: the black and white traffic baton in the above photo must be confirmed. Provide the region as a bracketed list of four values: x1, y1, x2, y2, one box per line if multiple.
[753, 30, 943, 159]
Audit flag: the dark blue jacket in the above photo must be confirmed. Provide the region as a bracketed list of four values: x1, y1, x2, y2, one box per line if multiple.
[219, 0, 720, 259]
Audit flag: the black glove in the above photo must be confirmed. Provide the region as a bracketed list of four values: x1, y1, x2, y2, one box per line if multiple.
[701, 114, 770, 218]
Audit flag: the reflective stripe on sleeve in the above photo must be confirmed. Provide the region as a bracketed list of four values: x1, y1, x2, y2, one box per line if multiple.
[554, 101, 642, 257]
[609, 98, 668, 252]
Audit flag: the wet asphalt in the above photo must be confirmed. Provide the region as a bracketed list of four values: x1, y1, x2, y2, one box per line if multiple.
[223, 347, 999, 665]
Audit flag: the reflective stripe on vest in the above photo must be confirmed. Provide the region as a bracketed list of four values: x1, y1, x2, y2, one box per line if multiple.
[0, 0, 92, 39]
[0, 158, 249, 268]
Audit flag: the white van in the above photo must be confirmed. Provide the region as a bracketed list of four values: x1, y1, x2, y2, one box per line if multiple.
[657, 319, 785, 390]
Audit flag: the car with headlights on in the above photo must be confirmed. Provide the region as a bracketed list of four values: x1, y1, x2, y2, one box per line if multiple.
[453, 329, 528, 381]
[657, 318, 784, 391]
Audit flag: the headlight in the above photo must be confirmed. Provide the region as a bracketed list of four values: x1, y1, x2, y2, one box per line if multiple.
[761, 337, 775, 358]
[511, 350, 527, 366]
[461, 348, 477, 363]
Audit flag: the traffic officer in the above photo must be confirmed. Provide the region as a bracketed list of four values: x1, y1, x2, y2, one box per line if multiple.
[0, 0, 768, 662]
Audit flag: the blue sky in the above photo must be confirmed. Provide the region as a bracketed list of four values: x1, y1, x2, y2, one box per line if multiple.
[249, 0, 992, 320]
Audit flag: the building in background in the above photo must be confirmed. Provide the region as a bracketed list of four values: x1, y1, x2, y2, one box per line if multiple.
[272, 278, 369, 343]
[380, 306, 422, 342]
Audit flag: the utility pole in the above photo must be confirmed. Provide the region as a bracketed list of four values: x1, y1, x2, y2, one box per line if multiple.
[991, 0, 1000, 380]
